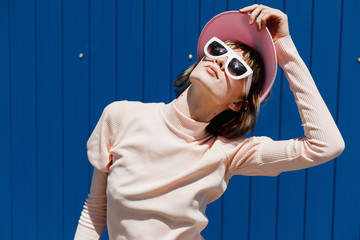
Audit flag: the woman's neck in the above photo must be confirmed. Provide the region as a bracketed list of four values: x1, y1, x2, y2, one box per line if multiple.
[174, 85, 228, 122]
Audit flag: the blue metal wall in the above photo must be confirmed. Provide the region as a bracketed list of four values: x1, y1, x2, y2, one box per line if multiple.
[1, 0, 359, 239]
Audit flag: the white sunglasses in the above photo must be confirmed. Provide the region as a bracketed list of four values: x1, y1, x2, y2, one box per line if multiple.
[204, 37, 253, 97]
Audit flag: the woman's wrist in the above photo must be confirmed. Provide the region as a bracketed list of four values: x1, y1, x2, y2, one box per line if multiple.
[273, 35, 299, 67]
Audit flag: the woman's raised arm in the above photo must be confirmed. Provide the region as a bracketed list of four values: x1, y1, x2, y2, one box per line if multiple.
[227, 5, 344, 177]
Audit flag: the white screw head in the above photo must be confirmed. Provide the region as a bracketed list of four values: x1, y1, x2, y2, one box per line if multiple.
[188, 54, 193, 61]
[357, 57, 360, 63]
[79, 53, 84, 59]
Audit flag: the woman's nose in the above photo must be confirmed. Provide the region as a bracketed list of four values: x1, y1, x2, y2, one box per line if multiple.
[215, 56, 227, 71]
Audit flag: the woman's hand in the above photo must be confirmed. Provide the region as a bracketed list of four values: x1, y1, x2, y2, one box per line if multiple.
[239, 4, 290, 42]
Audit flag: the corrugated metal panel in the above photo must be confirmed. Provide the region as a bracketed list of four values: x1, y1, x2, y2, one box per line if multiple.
[1, 0, 359, 239]
[37, 0, 63, 238]
[9, 0, 38, 239]
[333, 0, 360, 238]
[0, 1, 11, 239]
[63, 0, 90, 238]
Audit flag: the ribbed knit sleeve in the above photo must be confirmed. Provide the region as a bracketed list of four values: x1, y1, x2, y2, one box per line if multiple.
[75, 101, 126, 238]
[228, 36, 345, 177]
[74, 169, 108, 239]
[86, 101, 125, 173]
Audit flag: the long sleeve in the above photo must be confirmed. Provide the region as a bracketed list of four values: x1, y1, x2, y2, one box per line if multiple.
[75, 101, 126, 238]
[75, 169, 108, 239]
[227, 35, 345, 177]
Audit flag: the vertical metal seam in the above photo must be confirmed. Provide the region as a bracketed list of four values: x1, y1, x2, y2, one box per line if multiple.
[88, 0, 92, 186]
[303, 0, 316, 238]
[275, 175, 280, 240]
[61, 0, 65, 237]
[34, 0, 39, 238]
[198, 0, 201, 37]
[248, 177, 252, 240]
[8, 0, 13, 238]
[332, 0, 345, 238]
[169, 0, 173, 102]
[275, 70, 284, 240]
[115, 0, 118, 100]
[142, 0, 145, 101]
[275, 0, 287, 238]
[275, 1, 287, 239]
[275, 62, 282, 238]
[220, 196, 224, 240]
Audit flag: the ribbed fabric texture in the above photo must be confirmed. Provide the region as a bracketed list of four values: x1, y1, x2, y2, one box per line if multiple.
[74, 36, 344, 240]
[160, 100, 209, 141]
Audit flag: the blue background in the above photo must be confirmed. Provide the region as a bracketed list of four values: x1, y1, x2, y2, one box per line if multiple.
[1, 0, 359, 239]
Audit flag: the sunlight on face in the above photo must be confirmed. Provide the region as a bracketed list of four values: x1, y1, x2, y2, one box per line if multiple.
[189, 49, 249, 107]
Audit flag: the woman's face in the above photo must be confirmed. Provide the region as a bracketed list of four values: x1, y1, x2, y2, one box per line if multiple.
[189, 49, 249, 107]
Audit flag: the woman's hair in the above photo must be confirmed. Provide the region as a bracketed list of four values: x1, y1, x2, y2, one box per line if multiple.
[174, 40, 266, 139]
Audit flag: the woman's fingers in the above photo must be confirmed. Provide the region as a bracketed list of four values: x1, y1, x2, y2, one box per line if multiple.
[256, 10, 271, 31]
[248, 6, 264, 25]
[240, 4, 265, 25]
[239, 4, 260, 13]
[261, 13, 272, 30]
[239, 4, 290, 41]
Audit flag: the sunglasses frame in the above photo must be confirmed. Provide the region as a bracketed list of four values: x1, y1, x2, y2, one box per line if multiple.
[204, 37, 253, 97]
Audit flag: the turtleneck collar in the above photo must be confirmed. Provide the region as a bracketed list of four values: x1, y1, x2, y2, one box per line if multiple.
[160, 100, 210, 141]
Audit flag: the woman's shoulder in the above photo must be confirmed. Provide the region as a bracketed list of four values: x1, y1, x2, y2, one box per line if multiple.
[215, 135, 273, 155]
[217, 135, 273, 145]
[103, 100, 166, 123]
[105, 100, 165, 112]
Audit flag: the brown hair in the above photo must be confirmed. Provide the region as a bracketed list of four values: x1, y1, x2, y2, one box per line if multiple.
[174, 40, 266, 139]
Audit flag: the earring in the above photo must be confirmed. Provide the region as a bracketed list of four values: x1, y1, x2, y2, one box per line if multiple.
[233, 101, 248, 112]
[234, 103, 242, 111]
[241, 101, 249, 111]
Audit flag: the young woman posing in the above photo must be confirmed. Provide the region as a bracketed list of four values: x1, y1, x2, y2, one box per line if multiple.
[75, 4, 344, 240]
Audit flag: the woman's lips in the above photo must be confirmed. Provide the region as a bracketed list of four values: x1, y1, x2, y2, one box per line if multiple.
[205, 65, 218, 79]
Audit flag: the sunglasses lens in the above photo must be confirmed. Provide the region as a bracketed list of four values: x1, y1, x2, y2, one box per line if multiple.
[228, 58, 247, 77]
[207, 41, 228, 56]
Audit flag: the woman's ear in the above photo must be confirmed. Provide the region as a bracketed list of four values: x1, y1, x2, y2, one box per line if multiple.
[228, 100, 249, 112]
[228, 102, 241, 112]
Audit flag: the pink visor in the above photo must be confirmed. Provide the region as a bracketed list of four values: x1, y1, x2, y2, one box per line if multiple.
[197, 11, 277, 102]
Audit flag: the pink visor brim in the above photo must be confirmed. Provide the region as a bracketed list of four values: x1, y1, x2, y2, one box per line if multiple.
[197, 11, 277, 102]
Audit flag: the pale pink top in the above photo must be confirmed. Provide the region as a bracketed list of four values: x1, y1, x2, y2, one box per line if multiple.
[74, 36, 344, 240]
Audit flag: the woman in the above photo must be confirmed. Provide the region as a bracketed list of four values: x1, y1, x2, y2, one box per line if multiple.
[75, 4, 344, 240]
